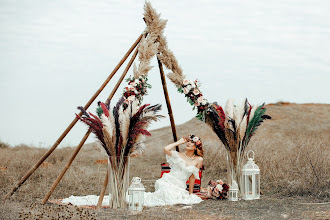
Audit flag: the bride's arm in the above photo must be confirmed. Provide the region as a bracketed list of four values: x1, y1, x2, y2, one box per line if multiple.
[188, 157, 203, 194]
[188, 175, 196, 194]
[164, 137, 187, 156]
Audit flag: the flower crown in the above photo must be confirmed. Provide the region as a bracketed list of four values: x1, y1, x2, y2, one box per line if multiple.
[188, 134, 202, 147]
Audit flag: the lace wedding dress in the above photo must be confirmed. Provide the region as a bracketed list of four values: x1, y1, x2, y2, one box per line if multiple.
[144, 151, 203, 206]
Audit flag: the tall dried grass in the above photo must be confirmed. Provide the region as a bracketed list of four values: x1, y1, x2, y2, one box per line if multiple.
[0, 144, 107, 201]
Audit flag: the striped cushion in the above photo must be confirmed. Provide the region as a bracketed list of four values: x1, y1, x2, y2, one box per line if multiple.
[161, 163, 204, 193]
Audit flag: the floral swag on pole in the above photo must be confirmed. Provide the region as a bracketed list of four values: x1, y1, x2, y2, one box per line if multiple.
[178, 79, 209, 121]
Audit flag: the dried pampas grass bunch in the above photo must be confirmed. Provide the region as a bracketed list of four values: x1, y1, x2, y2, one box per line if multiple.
[205, 98, 271, 187]
[76, 99, 164, 158]
[76, 99, 163, 208]
[144, 2, 185, 86]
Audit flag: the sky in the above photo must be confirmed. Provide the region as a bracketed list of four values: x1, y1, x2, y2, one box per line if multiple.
[1, 0, 329, 147]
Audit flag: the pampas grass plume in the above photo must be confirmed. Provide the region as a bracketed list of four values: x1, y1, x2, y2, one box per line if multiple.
[225, 99, 234, 119]
[249, 105, 259, 122]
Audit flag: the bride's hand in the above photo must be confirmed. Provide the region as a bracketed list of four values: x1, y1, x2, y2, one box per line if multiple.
[178, 137, 188, 144]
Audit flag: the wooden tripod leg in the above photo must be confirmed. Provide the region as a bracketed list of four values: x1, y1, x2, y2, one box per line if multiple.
[3, 33, 143, 203]
[106, 41, 140, 101]
[157, 56, 179, 151]
[41, 41, 141, 205]
[97, 167, 109, 209]
[42, 130, 91, 204]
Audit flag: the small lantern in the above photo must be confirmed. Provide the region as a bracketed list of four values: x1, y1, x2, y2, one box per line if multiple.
[241, 150, 260, 200]
[128, 177, 145, 211]
[229, 180, 239, 201]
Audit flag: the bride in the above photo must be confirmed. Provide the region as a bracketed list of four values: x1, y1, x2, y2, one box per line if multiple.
[144, 134, 204, 207]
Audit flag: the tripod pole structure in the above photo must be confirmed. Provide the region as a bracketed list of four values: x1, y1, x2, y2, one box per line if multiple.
[4, 33, 143, 203]
[157, 56, 179, 151]
[42, 39, 141, 205]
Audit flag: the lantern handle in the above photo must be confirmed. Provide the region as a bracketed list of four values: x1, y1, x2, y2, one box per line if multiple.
[246, 150, 254, 161]
[132, 176, 141, 184]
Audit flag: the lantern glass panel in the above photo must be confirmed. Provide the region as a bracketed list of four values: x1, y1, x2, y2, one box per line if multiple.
[248, 175, 253, 195]
[242, 176, 245, 195]
[256, 174, 260, 195]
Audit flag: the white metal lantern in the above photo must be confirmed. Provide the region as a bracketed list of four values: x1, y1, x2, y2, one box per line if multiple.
[241, 150, 260, 200]
[229, 180, 239, 201]
[128, 177, 145, 211]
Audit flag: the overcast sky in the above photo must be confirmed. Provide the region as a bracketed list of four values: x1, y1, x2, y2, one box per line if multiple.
[1, 0, 329, 147]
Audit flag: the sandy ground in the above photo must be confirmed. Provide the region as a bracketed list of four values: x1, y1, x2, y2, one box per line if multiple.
[1, 195, 329, 219]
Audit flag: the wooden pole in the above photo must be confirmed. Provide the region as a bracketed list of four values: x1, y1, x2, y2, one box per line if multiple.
[157, 56, 179, 151]
[106, 43, 140, 101]
[97, 167, 109, 209]
[41, 41, 141, 205]
[41, 130, 90, 204]
[3, 34, 143, 203]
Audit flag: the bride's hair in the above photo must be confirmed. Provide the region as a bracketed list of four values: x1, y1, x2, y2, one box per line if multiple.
[194, 141, 203, 157]
[188, 134, 203, 157]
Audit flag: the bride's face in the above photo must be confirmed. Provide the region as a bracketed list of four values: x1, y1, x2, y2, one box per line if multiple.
[186, 141, 196, 151]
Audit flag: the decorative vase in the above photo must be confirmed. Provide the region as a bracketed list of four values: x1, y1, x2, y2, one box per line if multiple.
[108, 156, 130, 209]
[226, 151, 244, 195]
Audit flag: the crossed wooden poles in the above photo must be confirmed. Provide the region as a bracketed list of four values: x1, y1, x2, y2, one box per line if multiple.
[4, 30, 179, 207]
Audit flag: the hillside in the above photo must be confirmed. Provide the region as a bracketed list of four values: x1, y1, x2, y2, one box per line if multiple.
[1, 103, 329, 219]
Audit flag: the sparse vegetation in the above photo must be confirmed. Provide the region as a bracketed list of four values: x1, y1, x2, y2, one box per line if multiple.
[1, 104, 329, 219]
[0, 140, 10, 148]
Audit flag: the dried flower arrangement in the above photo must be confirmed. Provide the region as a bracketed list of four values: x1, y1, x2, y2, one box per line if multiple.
[205, 99, 271, 188]
[207, 179, 230, 200]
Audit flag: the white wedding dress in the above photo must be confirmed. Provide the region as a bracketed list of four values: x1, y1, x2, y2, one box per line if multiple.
[144, 151, 203, 206]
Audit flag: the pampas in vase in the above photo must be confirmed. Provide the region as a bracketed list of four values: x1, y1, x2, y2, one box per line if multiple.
[205, 98, 271, 189]
[77, 99, 163, 208]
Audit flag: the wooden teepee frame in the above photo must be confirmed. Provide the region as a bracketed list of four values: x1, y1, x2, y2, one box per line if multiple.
[4, 27, 180, 207]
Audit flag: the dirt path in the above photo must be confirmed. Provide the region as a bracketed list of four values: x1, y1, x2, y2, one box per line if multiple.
[1, 195, 329, 219]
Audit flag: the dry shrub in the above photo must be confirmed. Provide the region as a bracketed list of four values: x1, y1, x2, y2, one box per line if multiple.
[0, 140, 10, 148]
[201, 140, 227, 185]
[201, 131, 330, 198]
[0, 145, 107, 201]
[257, 132, 330, 197]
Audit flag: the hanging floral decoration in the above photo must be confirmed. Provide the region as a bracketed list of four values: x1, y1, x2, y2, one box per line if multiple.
[177, 79, 209, 120]
[143, 3, 210, 120]
[122, 75, 152, 109]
